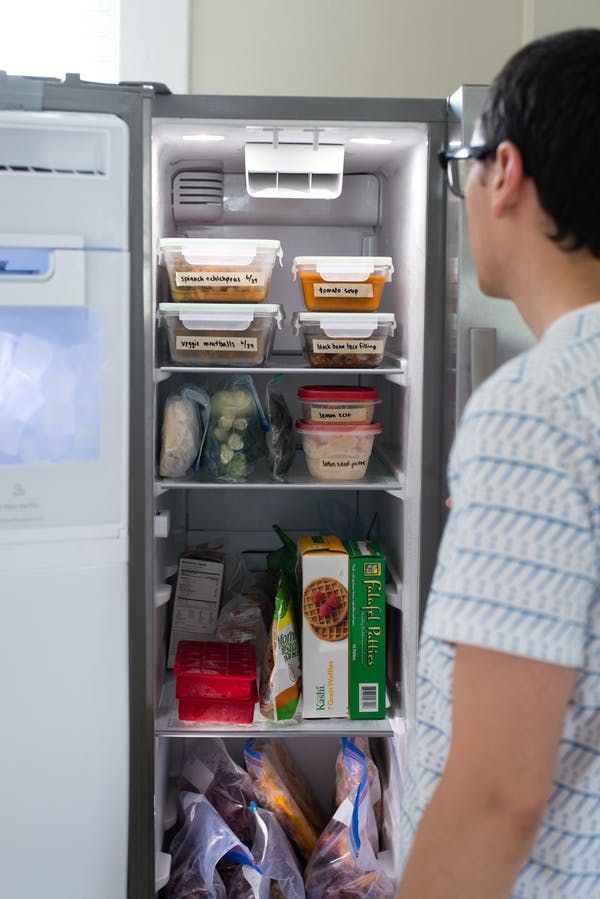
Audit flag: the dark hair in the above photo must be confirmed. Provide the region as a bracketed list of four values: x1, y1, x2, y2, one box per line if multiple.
[480, 29, 600, 257]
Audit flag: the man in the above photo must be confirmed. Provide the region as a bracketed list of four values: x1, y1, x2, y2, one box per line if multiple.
[398, 30, 600, 899]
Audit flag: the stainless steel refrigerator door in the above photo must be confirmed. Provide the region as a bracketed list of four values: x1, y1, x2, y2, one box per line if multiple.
[446, 85, 535, 433]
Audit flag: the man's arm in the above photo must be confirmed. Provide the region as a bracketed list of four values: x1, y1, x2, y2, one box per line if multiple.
[397, 644, 576, 899]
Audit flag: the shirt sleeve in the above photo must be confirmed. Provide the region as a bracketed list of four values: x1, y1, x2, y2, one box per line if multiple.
[425, 378, 598, 668]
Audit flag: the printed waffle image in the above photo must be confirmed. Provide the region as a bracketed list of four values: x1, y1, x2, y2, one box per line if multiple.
[303, 577, 349, 641]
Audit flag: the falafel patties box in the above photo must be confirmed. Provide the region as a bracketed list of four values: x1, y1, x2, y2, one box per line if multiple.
[299, 535, 349, 718]
[345, 540, 386, 719]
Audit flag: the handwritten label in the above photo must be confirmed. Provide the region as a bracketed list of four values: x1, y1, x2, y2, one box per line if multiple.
[175, 270, 265, 287]
[312, 339, 384, 355]
[316, 456, 368, 475]
[310, 406, 368, 423]
[176, 335, 258, 352]
[314, 283, 373, 298]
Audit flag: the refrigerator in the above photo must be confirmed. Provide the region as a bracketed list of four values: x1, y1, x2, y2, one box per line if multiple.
[0, 74, 534, 899]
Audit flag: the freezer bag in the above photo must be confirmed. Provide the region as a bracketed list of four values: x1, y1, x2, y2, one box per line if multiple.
[259, 571, 301, 722]
[334, 737, 382, 852]
[167, 793, 257, 899]
[266, 376, 295, 481]
[244, 739, 325, 862]
[304, 741, 394, 898]
[216, 592, 272, 664]
[159, 383, 210, 478]
[228, 802, 305, 899]
[183, 740, 256, 847]
[204, 374, 268, 481]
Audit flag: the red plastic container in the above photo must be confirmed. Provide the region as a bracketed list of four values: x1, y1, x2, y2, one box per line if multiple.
[174, 640, 257, 700]
[178, 683, 259, 724]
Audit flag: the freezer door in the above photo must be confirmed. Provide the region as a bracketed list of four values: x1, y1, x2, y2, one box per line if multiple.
[0, 76, 155, 899]
[445, 85, 534, 435]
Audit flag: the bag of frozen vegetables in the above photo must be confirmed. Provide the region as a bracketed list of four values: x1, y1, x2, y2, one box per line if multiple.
[204, 375, 268, 482]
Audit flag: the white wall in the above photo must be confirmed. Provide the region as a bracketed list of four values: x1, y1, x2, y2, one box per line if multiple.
[190, 0, 524, 97]
[189, 0, 600, 98]
[524, 0, 600, 39]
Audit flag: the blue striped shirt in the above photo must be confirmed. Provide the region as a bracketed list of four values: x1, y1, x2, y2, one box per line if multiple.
[401, 303, 600, 897]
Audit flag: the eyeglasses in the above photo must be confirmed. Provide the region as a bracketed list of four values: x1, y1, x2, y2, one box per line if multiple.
[438, 145, 496, 198]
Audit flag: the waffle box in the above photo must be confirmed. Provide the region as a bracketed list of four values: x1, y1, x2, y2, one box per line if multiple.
[346, 539, 386, 719]
[299, 535, 349, 718]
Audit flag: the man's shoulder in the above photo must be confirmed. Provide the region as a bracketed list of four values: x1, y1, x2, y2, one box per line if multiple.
[464, 348, 563, 422]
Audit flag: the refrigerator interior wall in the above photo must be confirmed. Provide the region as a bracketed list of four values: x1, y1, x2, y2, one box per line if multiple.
[151, 117, 431, 890]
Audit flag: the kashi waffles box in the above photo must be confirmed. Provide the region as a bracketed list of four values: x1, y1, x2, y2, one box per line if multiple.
[345, 539, 387, 719]
[299, 535, 349, 718]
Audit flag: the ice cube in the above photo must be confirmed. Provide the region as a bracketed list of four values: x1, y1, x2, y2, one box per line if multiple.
[14, 333, 54, 380]
[1, 368, 46, 423]
[0, 410, 24, 456]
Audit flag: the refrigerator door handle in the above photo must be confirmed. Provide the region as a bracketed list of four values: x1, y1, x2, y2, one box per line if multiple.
[469, 326, 497, 393]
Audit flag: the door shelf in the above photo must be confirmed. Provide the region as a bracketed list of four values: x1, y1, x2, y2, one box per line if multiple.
[157, 353, 407, 382]
[155, 451, 404, 494]
[156, 674, 399, 738]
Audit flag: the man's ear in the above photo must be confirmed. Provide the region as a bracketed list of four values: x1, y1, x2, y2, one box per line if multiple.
[490, 140, 525, 218]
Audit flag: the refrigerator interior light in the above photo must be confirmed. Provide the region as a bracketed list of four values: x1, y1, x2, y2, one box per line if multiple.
[349, 137, 393, 145]
[182, 134, 225, 142]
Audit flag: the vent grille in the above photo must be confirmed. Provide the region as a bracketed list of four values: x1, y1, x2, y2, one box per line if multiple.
[172, 170, 223, 225]
[0, 165, 105, 176]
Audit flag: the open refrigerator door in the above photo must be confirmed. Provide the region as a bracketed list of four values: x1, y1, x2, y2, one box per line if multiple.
[149, 94, 447, 896]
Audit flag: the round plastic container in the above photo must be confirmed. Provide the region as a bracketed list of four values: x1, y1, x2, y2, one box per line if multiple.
[296, 419, 382, 480]
[298, 385, 381, 424]
[292, 312, 396, 369]
[160, 238, 283, 302]
[159, 303, 284, 367]
[292, 256, 393, 312]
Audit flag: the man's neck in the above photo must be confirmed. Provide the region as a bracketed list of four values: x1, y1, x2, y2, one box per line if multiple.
[508, 244, 600, 338]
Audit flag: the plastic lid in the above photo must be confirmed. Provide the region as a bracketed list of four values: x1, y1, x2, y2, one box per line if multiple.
[159, 303, 284, 332]
[298, 385, 380, 402]
[294, 311, 395, 323]
[292, 310, 396, 339]
[159, 303, 282, 315]
[174, 640, 257, 680]
[296, 419, 382, 433]
[159, 238, 283, 267]
[292, 256, 393, 283]
[160, 238, 282, 250]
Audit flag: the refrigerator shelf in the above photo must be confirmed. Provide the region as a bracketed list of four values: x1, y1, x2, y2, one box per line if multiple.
[156, 674, 401, 738]
[155, 451, 404, 494]
[156, 353, 407, 381]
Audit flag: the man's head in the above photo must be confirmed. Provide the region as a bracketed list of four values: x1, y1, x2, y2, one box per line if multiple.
[465, 29, 600, 300]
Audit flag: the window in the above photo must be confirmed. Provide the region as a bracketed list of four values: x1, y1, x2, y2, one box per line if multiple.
[1, 0, 119, 84]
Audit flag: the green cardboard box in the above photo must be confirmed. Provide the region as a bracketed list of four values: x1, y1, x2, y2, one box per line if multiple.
[345, 539, 386, 719]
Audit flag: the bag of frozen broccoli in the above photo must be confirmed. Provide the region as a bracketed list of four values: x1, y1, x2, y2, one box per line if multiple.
[204, 375, 268, 482]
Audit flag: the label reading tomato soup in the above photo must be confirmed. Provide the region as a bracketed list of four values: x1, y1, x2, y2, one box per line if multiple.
[175, 335, 258, 352]
[175, 270, 265, 288]
[312, 339, 384, 355]
[313, 283, 374, 298]
[310, 406, 369, 423]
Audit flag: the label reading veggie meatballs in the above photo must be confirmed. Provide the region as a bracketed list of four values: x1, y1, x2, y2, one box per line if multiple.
[312, 339, 384, 355]
[313, 283, 374, 298]
[175, 336, 258, 352]
[175, 270, 265, 287]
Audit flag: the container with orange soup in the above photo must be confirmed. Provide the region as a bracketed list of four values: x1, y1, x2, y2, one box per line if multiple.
[292, 256, 393, 312]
